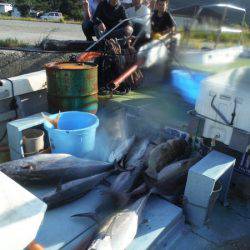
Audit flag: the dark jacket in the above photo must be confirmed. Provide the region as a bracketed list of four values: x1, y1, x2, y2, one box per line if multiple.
[151, 11, 175, 33]
[93, 0, 131, 30]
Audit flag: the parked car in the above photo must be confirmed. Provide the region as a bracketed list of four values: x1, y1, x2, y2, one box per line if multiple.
[40, 12, 63, 21]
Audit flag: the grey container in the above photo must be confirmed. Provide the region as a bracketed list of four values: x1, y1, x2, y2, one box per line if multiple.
[23, 129, 45, 156]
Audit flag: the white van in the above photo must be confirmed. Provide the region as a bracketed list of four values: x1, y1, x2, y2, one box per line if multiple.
[40, 12, 63, 21]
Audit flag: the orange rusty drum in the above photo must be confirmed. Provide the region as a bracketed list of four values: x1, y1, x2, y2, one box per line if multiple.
[45, 62, 98, 114]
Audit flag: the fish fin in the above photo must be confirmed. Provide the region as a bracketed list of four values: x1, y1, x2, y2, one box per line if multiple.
[56, 183, 62, 192]
[114, 160, 133, 172]
[71, 212, 100, 224]
[119, 156, 128, 169]
[100, 178, 111, 187]
[56, 176, 64, 192]
[114, 159, 122, 171]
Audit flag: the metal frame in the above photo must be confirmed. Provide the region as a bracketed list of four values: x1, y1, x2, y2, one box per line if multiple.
[188, 3, 246, 48]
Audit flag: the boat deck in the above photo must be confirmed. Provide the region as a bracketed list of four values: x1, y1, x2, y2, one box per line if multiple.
[29, 185, 184, 250]
[1, 61, 250, 249]
[31, 66, 250, 249]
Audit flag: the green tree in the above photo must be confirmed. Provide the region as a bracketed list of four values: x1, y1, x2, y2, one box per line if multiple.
[14, 0, 83, 20]
[15, 0, 31, 16]
[59, 0, 82, 20]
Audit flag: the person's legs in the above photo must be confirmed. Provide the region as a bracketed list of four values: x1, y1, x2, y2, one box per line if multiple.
[82, 20, 95, 41]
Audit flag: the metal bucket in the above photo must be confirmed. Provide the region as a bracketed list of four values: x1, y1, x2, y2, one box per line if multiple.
[23, 129, 45, 156]
[45, 62, 98, 114]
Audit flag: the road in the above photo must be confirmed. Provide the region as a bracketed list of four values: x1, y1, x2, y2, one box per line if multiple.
[0, 19, 85, 44]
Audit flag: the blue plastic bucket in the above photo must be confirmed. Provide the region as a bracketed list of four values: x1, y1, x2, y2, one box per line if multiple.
[44, 111, 99, 158]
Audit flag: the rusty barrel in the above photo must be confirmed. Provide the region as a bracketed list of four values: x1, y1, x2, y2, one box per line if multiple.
[45, 62, 98, 114]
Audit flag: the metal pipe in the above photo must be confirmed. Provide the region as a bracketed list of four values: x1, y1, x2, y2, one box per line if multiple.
[240, 12, 246, 45]
[109, 63, 140, 90]
[84, 13, 152, 52]
[214, 6, 228, 49]
[85, 18, 134, 52]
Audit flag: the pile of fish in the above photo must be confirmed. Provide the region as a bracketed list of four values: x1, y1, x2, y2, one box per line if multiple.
[0, 134, 203, 249]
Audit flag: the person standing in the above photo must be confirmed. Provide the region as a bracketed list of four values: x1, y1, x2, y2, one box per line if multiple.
[151, 0, 176, 35]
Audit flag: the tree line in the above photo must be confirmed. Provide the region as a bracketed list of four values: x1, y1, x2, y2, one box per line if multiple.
[13, 0, 82, 20]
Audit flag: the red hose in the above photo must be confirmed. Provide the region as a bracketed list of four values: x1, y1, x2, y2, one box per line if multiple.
[109, 64, 139, 90]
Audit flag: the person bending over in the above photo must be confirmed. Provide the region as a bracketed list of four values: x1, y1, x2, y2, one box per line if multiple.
[93, 0, 133, 39]
[151, 0, 175, 36]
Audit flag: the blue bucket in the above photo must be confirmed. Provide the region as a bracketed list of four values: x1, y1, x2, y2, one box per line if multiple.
[44, 111, 99, 158]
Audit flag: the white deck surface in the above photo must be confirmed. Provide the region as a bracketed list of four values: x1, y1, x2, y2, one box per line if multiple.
[29, 185, 183, 250]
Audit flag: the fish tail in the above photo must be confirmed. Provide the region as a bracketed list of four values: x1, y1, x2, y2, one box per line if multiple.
[71, 212, 100, 224]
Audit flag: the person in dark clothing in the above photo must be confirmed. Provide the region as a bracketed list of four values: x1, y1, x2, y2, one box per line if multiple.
[82, 0, 101, 41]
[151, 0, 176, 35]
[93, 0, 133, 39]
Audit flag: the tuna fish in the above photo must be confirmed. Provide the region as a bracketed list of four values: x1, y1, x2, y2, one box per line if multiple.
[87, 194, 151, 250]
[108, 135, 135, 163]
[0, 154, 114, 185]
[43, 171, 112, 209]
[124, 138, 150, 168]
[145, 138, 191, 179]
[155, 156, 202, 195]
[109, 139, 150, 206]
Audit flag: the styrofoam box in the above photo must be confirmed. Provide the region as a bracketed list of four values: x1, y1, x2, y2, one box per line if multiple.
[195, 67, 250, 133]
